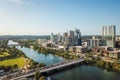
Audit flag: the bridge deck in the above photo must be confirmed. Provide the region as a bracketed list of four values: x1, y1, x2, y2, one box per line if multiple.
[10, 59, 84, 80]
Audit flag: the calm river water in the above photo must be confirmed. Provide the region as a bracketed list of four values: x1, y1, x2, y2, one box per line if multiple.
[17, 46, 120, 80]
[17, 46, 64, 66]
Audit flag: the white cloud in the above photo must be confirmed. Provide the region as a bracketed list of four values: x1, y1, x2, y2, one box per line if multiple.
[8, 0, 23, 4]
[3, 0, 29, 4]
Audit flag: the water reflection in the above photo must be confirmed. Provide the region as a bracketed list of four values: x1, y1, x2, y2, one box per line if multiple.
[17, 46, 64, 66]
[50, 65, 120, 80]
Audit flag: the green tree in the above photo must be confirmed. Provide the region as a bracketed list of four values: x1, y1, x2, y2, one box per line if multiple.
[34, 71, 42, 80]
[13, 64, 18, 69]
[39, 76, 45, 80]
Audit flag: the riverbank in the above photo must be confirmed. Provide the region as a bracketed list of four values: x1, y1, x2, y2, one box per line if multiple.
[17, 46, 64, 66]
[36, 47, 80, 60]
[49, 64, 120, 80]
[17, 39, 80, 60]
[0, 40, 44, 74]
[84, 58, 120, 72]
[0, 40, 27, 71]
[26, 45, 80, 60]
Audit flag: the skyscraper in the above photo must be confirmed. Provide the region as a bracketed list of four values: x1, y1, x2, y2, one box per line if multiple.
[102, 25, 116, 48]
[68, 30, 75, 46]
[54, 33, 61, 44]
[67, 29, 81, 46]
[50, 33, 54, 44]
[87, 36, 101, 48]
[75, 29, 82, 46]
[50, 28, 82, 46]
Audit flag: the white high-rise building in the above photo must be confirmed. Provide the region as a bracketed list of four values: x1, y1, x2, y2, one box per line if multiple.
[50, 33, 54, 44]
[87, 36, 101, 48]
[102, 25, 116, 48]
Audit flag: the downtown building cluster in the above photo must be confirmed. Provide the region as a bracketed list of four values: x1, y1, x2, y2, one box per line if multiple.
[87, 25, 116, 48]
[38, 25, 120, 60]
[50, 29, 82, 47]
[86, 25, 120, 60]
[49, 25, 120, 60]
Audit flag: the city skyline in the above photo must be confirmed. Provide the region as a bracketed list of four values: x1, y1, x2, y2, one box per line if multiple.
[0, 0, 120, 35]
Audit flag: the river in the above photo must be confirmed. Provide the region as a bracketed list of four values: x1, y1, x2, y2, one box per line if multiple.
[16, 46, 64, 66]
[16, 46, 120, 80]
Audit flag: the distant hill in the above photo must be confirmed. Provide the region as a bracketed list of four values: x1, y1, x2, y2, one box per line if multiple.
[0, 35, 50, 40]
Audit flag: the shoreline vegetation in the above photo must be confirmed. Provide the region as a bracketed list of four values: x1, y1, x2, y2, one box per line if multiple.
[18, 39, 80, 60]
[84, 57, 120, 73]
[0, 40, 30, 72]
[0, 40, 46, 74]
[17, 39, 120, 73]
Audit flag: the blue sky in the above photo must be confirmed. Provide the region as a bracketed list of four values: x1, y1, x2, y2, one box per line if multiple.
[0, 0, 120, 35]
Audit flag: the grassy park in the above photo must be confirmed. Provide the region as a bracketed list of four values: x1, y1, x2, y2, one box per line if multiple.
[0, 57, 26, 68]
[0, 52, 10, 57]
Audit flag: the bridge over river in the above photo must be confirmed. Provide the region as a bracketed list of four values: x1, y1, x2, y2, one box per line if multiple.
[6, 58, 84, 80]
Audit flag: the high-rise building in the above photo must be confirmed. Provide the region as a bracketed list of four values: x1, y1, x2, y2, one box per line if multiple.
[102, 25, 116, 48]
[54, 33, 61, 44]
[66, 29, 82, 46]
[50, 33, 54, 44]
[75, 29, 82, 46]
[57, 33, 61, 43]
[50, 33, 62, 44]
[87, 36, 101, 48]
[62, 32, 68, 44]
[50, 28, 82, 46]
[68, 30, 75, 46]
